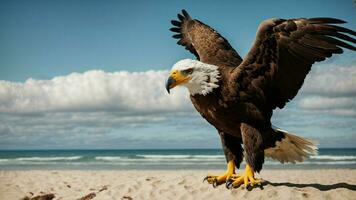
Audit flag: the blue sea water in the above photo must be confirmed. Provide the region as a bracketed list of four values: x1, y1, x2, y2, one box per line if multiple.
[0, 149, 355, 170]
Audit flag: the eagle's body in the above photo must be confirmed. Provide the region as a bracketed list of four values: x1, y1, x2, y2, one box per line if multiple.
[190, 63, 283, 172]
[166, 10, 355, 188]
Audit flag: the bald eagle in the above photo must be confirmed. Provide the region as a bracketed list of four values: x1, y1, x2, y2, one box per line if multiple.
[166, 10, 356, 188]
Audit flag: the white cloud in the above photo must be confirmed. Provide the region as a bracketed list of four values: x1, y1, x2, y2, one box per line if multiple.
[272, 63, 356, 146]
[296, 64, 356, 117]
[0, 70, 204, 149]
[299, 97, 356, 110]
[298, 97, 356, 117]
[301, 65, 356, 97]
[0, 70, 192, 114]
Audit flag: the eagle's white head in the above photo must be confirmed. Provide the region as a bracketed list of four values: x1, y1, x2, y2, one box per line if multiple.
[166, 59, 220, 96]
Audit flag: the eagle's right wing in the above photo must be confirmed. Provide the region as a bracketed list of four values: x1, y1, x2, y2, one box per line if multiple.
[170, 10, 242, 67]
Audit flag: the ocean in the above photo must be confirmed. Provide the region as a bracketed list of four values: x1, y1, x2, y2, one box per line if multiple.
[0, 149, 355, 170]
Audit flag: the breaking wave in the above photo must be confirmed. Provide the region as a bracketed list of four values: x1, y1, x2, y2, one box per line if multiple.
[0, 149, 355, 170]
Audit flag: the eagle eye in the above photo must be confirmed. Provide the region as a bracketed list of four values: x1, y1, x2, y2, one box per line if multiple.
[182, 68, 194, 75]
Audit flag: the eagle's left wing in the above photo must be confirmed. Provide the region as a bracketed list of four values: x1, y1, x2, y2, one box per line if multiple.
[231, 18, 355, 110]
[170, 10, 242, 67]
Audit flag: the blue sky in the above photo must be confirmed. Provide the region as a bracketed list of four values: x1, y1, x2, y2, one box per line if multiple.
[0, 0, 355, 149]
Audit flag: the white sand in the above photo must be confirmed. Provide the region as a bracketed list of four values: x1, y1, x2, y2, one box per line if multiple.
[1, 169, 356, 200]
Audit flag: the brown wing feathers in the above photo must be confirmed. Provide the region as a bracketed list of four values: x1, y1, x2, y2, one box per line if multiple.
[282, 18, 356, 62]
[170, 10, 200, 59]
[170, 10, 242, 67]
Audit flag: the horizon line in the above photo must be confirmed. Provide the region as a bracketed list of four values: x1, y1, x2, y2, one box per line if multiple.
[0, 147, 355, 151]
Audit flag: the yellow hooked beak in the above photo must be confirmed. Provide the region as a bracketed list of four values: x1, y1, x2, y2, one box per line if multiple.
[165, 70, 192, 94]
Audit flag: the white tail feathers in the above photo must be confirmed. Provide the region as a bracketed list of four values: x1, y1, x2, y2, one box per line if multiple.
[265, 128, 318, 164]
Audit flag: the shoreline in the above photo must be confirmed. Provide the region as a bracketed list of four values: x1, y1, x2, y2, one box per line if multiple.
[1, 148, 355, 171]
[1, 169, 356, 199]
[1, 167, 356, 171]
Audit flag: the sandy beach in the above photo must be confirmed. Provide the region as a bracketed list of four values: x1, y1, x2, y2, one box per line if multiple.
[1, 169, 355, 200]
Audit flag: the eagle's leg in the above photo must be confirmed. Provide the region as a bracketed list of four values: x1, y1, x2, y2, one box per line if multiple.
[203, 160, 237, 187]
[204, 131, 243, 187]
[226, 164, 262, 188]
[226, 123, 264, 189]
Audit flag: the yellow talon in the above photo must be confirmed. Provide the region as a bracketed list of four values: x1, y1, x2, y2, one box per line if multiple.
[204, 160, 237, 187]
[229, 164, 262, 189]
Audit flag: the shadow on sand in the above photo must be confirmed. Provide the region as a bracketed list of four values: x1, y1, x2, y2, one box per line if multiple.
[262, 181, 356, 191]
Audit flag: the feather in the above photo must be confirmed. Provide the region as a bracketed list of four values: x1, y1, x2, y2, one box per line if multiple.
[321, 35, 356, 51]
[327, 25, 356, 36]
[289, 42, 317, 62]
[302, 34, 340, 51]
[299, 42, 330, 60]
[172, 34, 182, 39]
[177, 13, 184, 21]
[182, 9, 190, 19]
[315, 24, 356, 36]
[265, 129, 317, 164]
[170, 20, 181, 26]
[327, 31, 356, 44]
[308, 17, 346, 24]
[169, 27, 181, 33]
[177, 39, 185, 45]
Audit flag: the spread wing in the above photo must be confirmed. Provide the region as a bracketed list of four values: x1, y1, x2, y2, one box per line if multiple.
[170, 10, 242, 67]
[232, 18, 355, 110]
